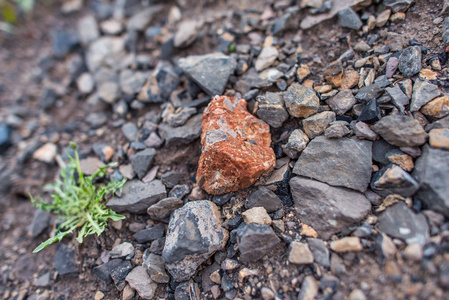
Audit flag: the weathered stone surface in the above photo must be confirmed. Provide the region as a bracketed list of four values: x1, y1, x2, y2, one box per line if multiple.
[178, 53, 237, 96]
[125, 266, 158, 299]
[106, 180, 166, 213]
[137, 62, 180, 103]
[290, 177, 371, 240]
[283, 129, 309, 159]
[378, 201, 429, 245]
[237, 224, 280, 263]
[130, 148, 156, 179]
[410, 79, 440, 112]
[288, 241, 314, 265]
[372, 115, 427, 147]
[147, 197, 184, 222]
[370, 164, 419, 197]
[429, 128, 449, 150]
[413, 145, 449, 217]
[246, 188, 283, 213]
[293, 136, 372, 192]
[303, 111, 336, 139]
[284, 83, 320, 118]
[256, 92, 289, 128]
[162, 201, 228, 282]
[197, 96, 275, 195]
[326, 90, 357, 115]
[255, 46, 279, 71]
[398, 46, 422, 77]
[421, 95, 449, 119]
[158, 114, 203, 147]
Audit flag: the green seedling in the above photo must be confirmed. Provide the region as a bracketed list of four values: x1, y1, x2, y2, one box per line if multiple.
[30, 142, 126, 253]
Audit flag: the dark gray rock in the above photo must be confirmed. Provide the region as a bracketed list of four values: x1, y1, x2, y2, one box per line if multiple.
[246, 188, 283, 213]
[256, 92, 289, 128]
[293, 136, 372, 192]
[0, 123, 11, 153]
[410, 79, 440, 112]
[383, 0, 415, 13]
[130, 148, 157, 179]
[398, 46, 422, 77]
[413, 145, 449, 217]
[93, 259, 123, 283]
[28, 209, 50, 237]
[147, 197, 184, 222]
[161, 171, 180, 188]
[125, 266, 158, 299]
[372, 115, 427, 147]
[133, 223, 165, 243]
[158, 114, 202, 147]
[357, 99, 381, 124]
[337, 8, 362, 30]
[290, 177, 371, 240]
[106, 180, 166, 213]
[54, 244, 77, 275]
[178, 53, 237, 96]
[110, 260, 133, 291]
[138, 62, 180, 103]
[142, 253, 169, 283]
[307, 238, 330, 268]
[237, 224, 280, 263]
[385, 85, 409, 113]
[443, 17, 449, 44]
[52, 29, 79, 58]
[378, 201, 429, 245]
[371, 164, 419, 197]
[162, 200, 228, 282]
[355, 84, 382, 102]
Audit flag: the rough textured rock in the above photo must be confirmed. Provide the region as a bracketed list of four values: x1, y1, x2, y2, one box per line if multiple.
[158, 114, 203, 147]
[197, 96, 275, 195]
[246, 187, 283, 213]
[256, 92, 289, 128]
[293, 136, 372, 192]
[178, 53, 237, 96]
[106, 180, 167, 213]
[370, 164, 419, 197]
[378, 201, 429, 245]
[413, 145, 449, 217]
[125, 266, 158, 299]
[372, 115, 427, 147]
[162, 201, 228, 282]
[284, 83, 320, 118]
[303, 111, 336, 139]
[290, 177, 371, 240]
[237, 224, 280, 263]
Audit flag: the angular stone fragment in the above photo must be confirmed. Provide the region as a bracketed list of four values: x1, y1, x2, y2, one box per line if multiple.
[372, 115, 427, 147]
[290, 177, 371, 240]
[370, 164, 419, 197]
[256, 92, 289, 128]
[282, 129, 309, 159]
[162, 201, 228, 282]
[178, 53, 237, 96]
[158, 114, 203, 147]
[413, 145, 449, 217]
[326, 90, 356, 115]
[197, 96, 275, 195]
[106, 180, 166, 213]
[410, 79, 440, 112]
[302, 111, 336, 139]
[293, 136, 372, 192]
[130, 148, 156, 179]
[378, 201, 429, 245]
[125, 266, 158, 299]
[398, 46, 422, 77]
[237, 224, 280, 263]
[284, 83, 320, 118]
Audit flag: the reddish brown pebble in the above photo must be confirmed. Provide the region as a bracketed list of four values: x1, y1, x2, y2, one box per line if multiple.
[197, 96, 276, 195]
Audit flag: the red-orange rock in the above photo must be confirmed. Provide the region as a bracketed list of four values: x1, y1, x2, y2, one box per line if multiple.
[197, 96, 276, 195]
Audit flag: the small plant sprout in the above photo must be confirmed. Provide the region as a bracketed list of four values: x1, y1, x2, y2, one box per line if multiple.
[30, 142, 126, 253]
